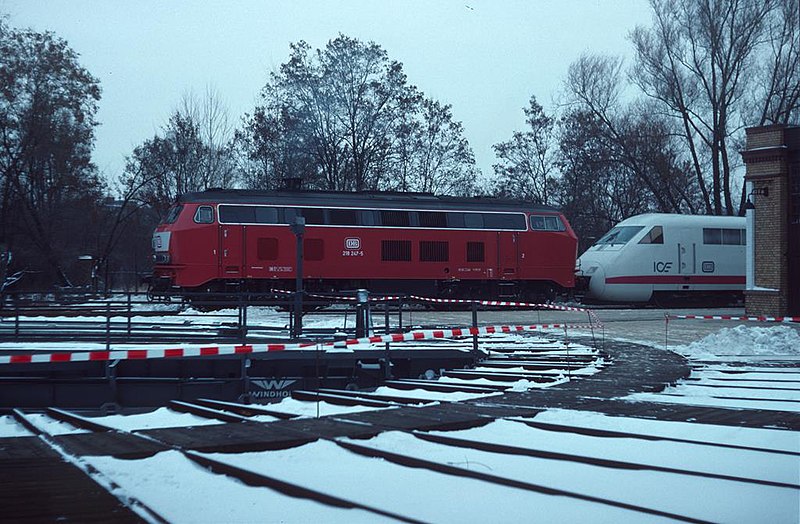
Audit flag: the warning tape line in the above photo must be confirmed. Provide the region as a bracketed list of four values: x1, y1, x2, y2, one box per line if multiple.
[667, 314, 800, 323]
[272, 288, 594, 313]
[0, 322, 601, 365]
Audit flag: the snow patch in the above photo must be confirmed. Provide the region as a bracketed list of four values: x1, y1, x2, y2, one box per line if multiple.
[675, 325, 800, 360]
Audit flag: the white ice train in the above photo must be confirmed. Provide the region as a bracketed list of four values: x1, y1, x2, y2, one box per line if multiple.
[577, 213, 746, 304]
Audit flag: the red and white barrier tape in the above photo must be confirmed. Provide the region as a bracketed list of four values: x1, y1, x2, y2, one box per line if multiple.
[0, 321, 600, 365]
[667, 314, 800, 323]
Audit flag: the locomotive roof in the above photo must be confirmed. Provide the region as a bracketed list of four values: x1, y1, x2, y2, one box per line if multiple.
[177, 189, 561, 213]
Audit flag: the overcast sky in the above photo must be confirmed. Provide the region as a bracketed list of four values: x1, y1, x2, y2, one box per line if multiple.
[3, 0, 652, 183]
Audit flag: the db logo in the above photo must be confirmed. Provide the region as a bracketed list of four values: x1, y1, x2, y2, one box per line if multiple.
[345, 237, 361, 249]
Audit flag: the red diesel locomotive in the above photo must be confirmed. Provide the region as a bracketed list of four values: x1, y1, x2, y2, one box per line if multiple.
[150, 190, 578, 300]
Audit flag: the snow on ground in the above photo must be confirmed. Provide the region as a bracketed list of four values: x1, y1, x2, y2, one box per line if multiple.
[82, 450, 392, 524]
[205, 439, 658, 524]
[88, 407, 227, 432]
[254, 398, 396, 418]
[0, 415, 31, 438]
[626, 325, 800, 412]
[529, 408, 800, 453]
[676, 325, 800, 360]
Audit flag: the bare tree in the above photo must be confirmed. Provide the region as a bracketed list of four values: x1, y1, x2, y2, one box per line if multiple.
[492, 97, 558, 204]
[564, 53, 694, 213]
[630, 0, 784, 215]
[0, 19, 103, 287]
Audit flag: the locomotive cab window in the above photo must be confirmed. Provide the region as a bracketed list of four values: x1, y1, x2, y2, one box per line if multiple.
[193, 206, 214, 224]
[530, 214, 565, 231]
[639, 226, 663, 244]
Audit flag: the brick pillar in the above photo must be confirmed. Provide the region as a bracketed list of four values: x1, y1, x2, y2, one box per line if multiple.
[741, 125, 796, 316]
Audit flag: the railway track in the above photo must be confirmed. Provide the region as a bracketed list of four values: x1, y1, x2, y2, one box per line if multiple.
[2, 336, 798, 522]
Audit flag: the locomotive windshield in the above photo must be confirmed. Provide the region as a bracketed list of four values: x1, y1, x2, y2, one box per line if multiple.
[163, 205, 184, 224]
[595, 225, 644, 246]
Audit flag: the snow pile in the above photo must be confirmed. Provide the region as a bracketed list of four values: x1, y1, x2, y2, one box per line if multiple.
[676, 325, 800, 359]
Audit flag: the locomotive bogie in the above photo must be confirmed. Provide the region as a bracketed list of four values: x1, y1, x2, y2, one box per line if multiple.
[577, 213, 746, 304]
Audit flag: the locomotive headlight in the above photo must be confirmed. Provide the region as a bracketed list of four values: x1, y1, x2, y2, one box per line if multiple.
[153, 253, 171, 264]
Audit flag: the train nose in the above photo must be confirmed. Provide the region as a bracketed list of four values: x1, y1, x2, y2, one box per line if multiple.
[584, 264, 606, 300]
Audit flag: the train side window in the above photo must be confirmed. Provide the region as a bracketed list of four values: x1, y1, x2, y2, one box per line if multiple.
[419, 241, 449, 262]
[447, 213, 466, 228]
[467, 242, 485, 262]
[722, 228, 743, 245]
[164, 205, 184, 224]
[704, 228, 744, 245]
[300, 208, 325, 225]
[304, 239, 324, 261]
[381, 240, 411, 261]
[639, 226, 663, 244]
[219, 205, 255, 223]
[254, 207, 279, 224]
[193, 206, 214, 224]
[381, 210, 411, 227]
[419, 211, 448, 228]
[464, 213, 484, 229]
[703, 228, 722, 244]
[257, 238, 279, 260]
[359, 210, 376, 226]
[329, 209, 359, 226]
[483, 213, 526, 230]
[281, 207, 296, 224]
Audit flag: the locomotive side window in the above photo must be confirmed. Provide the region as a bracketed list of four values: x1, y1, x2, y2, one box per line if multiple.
[381, 210, 411, 227]
[466, 242, 485, 262]
[638, 226, 663, 244]
[420, 241, 449, 262]
[257, 238, 279, 260]
[463, 213, 484, 229]
[703, 228, 745, 245]
[219, 205, 255, 223]
[419, 211, 448, 228]
[254, 207, 279, 224]
[300, 207, 325, 225]
[193, 206, 214, 224]
[359, 210, 377, 226]
[483, 213, 526, 230]
[329, 209, 359, 225]
[530, 214, 565, 231]
[382, 240, 411, 261]
[304, 239, 324, 261]
[447, 213, 466, 228]
[164, 205, 184, 224]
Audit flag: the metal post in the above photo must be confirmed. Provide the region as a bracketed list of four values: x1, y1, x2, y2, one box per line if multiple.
[398, 297, 404, 330]
[291, 216, 306, 338]
[105, 302, 111, 351]
[126, 292, 132, 337]
[355, 289, 370, 338]
[241, 293, 248, 344]
[240, 356, 251, 404]
[471, 302, 479, 353]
